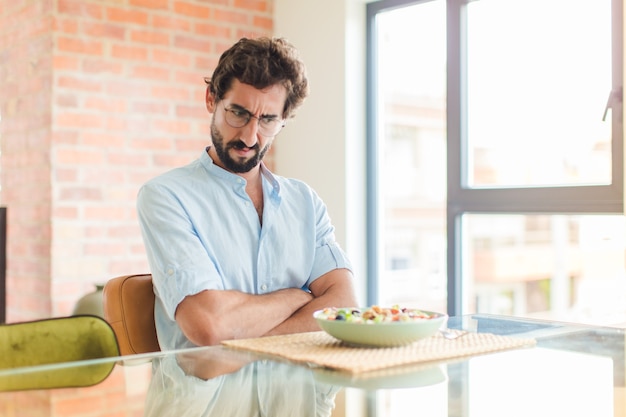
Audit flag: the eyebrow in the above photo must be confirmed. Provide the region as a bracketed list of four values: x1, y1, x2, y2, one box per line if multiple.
[228, 103, 281, 120]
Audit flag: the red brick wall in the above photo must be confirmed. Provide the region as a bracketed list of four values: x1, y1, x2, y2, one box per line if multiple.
[0, 1, 55, 320]
[1, 0, 274, 322]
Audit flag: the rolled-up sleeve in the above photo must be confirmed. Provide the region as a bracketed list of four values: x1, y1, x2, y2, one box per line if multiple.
[305, 189, 353, 287]
[308, 238, 352, 286]
[137, 182, 222, 321]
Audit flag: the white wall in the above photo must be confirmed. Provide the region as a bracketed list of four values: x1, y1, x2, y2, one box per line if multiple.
[274, 0, 368, 303]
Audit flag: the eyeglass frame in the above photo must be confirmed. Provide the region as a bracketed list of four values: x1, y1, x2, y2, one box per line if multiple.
[220, 102, 286, 137]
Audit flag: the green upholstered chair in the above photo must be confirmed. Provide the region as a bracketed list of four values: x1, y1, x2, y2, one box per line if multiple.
[0, 315, 120, 391]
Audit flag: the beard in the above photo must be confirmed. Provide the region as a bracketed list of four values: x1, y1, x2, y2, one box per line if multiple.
[210, 120, 270, 173]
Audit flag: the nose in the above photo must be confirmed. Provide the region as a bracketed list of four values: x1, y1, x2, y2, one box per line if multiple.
[239, 120, 260, 147]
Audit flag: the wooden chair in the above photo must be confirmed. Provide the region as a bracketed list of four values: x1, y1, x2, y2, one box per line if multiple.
[102, 273, 160, 355]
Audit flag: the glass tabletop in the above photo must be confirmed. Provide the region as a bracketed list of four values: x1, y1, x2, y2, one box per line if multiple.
[0, 314, 624, 417]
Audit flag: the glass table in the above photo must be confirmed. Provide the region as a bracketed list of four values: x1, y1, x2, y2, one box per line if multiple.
[0, 314, 624, 417]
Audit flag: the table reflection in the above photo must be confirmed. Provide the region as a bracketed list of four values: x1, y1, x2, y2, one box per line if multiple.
[0, 314, 623, 417]
[466, 347, 614, 417]
[145, 348, 340, 417]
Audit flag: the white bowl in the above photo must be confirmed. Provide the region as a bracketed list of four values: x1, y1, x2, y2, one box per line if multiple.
[313, 307, 447, 347]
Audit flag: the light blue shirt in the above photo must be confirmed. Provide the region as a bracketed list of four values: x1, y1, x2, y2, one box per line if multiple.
[137, 149, 352, 350]
[145, 352, 340, 417]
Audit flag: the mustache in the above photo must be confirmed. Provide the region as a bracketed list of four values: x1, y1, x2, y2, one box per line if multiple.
[229, 141, 259, 151]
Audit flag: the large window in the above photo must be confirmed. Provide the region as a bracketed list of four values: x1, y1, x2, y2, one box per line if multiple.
[367, 0, 625, 322]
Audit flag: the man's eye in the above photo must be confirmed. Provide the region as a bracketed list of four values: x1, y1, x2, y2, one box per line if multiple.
[260, 117, 279, 125]
[227, 108, 248, 119]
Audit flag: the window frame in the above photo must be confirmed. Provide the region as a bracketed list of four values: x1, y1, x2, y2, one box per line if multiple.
[366, 0, 624, 315]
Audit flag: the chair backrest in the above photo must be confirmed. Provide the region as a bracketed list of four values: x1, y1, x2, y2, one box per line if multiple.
[0, 315, 119, 391]
[102, 273, 160, 355]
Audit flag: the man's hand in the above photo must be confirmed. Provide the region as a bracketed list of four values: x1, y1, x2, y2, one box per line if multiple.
[264, 268, 358, 336]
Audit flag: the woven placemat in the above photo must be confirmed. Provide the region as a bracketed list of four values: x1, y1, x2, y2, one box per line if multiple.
[222, 331, 536, 374]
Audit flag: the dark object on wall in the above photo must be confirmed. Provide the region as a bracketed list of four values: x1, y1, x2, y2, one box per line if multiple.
[0, 207, 5, 324]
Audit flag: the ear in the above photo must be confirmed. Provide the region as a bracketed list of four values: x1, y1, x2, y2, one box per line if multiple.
[205, 87, 216, 114]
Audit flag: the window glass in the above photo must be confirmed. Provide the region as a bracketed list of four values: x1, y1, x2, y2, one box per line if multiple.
[464, 214, 626, 323]
[375, 0, 447, 313]
[466, 0, 613, 188]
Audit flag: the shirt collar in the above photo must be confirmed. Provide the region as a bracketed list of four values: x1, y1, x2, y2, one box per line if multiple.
[201, 147, 281, 197]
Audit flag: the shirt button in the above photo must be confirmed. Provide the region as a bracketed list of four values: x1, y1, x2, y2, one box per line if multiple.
[167, 269, 174, 275]
[261, 284, 268, 291]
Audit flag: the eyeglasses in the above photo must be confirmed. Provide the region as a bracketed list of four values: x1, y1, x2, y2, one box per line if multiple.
[221, 102, 285, 137]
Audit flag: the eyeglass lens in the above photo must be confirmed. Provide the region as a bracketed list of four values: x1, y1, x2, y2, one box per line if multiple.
[222, 103, 284, 136]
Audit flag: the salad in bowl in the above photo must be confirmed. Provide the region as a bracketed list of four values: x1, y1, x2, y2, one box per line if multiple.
[314, 305, 447, 347]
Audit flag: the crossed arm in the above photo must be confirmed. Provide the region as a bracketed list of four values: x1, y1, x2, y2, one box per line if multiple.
[175, 268, 358, 346]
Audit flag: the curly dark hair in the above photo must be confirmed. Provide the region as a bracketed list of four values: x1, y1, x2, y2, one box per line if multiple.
[204, 37, 309, 120]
